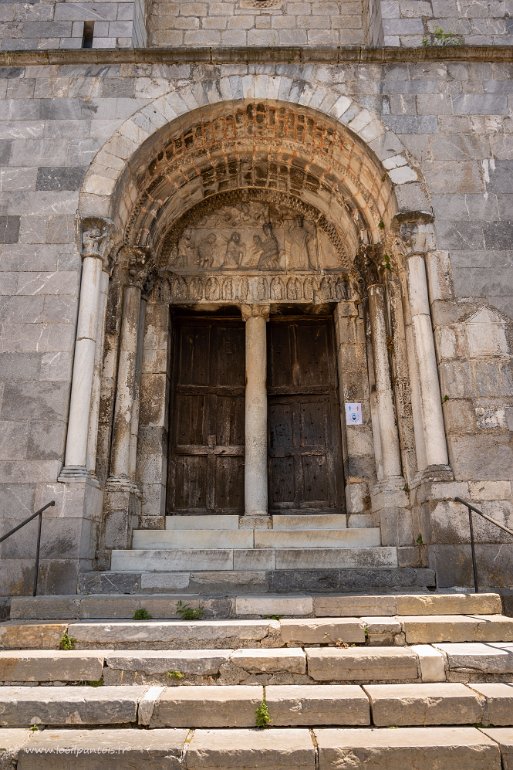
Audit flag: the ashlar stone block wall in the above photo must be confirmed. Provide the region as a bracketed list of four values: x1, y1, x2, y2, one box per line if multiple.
[147, 0, 370, 48]
[381, 0, 513, 47]
[0, 0, 136, 51]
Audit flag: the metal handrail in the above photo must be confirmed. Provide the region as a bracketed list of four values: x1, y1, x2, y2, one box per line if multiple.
[0, 501, 55, 596]
[455, 496, 513, 593]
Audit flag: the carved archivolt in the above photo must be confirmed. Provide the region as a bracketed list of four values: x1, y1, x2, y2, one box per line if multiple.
[125, 102, 389, 248]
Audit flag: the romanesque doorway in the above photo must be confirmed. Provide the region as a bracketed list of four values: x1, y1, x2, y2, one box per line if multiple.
[167, 314, 245, 515]
[268, 314, 343, 514]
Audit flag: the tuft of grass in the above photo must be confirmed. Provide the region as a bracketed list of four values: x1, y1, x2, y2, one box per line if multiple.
[59, 632, 76, 650]
[87, 679, 104, 687]
[133, 608, 152, 620]
[416, 534, 424, 546]
[255, 699, 271, 728]
[167, 670, 185, 680]
[176, 601, 204, 621]
[29, 724, 40, 732]
[264, 614, 282, 621]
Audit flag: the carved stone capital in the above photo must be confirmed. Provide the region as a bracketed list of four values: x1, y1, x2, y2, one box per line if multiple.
[119, 244, 151, 290]
[355, 244, 388, 290]
[241, 304, 270, 321]
[393, 221, 436, 258]
[80, 217, 114, 267]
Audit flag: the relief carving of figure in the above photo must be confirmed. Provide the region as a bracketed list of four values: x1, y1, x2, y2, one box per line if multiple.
[287, 216, 317, 270]
[223, 232, 245, 269]
[255, 222, 281, 270]
[196, 233, 217, 269]
[175, 228, 196, 267]
[82, 226, 107, 259]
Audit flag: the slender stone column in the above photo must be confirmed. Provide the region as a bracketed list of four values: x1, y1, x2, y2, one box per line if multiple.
[241, 304, 269, 517]
[109, 280, 142, 483]
[368, 283, 402, 479]
[86, 269, 109, 474]
[407, 253, 449, 468]
[60, 220, 111, 480]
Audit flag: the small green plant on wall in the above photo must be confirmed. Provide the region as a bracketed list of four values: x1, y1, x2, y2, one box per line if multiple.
[422, 27, 462, 46]
[133, 608, 152, 620]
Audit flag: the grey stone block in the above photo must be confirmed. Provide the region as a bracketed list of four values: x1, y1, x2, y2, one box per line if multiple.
[36, 167, 86, 192]
[0, 216, 20, 243]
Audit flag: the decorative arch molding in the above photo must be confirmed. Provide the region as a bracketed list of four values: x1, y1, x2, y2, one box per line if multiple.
[79, 76, 427, 248]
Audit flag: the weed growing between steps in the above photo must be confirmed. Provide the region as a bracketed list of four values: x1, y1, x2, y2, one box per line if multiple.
[59, 632, 76, 650]
[133, 608, 152, 620]
[176, 601, 204, 620]
[167, 670, 185, 680]
[256, 691, 271, 728]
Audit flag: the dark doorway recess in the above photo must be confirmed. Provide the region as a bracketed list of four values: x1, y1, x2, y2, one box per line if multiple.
[168, 315, 245, 514]
[267, 314, 344, 513]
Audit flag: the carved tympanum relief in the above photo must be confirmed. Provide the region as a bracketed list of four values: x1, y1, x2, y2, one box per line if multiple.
[166, 200, 344, 274]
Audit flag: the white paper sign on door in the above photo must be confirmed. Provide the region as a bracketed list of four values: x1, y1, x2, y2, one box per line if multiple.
[345, 402, 363, 426]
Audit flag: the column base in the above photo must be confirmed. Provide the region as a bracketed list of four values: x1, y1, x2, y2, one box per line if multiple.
[239, 514, 272, 530]
[371, 477, 412, 547]
[105, 475, 140, 495]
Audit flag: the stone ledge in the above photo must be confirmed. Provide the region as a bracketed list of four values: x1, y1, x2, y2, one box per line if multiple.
[0, 45, 512, 67]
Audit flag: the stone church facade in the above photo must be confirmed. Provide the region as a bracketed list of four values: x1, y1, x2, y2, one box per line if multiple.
[0, 0, 513, 597]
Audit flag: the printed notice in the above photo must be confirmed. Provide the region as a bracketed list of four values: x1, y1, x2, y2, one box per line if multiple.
[345, 402, 363, 426]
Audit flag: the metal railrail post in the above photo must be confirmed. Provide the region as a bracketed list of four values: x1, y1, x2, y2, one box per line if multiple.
[0, 500, 55, 596]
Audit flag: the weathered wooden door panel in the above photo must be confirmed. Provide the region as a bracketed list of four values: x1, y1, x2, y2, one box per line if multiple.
[268, 317, 343, 513]
[168, 316, 245, 515]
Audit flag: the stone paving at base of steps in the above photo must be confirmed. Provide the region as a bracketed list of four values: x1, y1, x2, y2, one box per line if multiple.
[2, 726, 513, 769]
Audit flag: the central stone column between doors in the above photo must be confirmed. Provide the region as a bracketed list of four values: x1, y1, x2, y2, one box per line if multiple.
[241, 304, 270, 519]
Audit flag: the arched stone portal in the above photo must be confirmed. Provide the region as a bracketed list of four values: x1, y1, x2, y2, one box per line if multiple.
[60, 93, 450, 572]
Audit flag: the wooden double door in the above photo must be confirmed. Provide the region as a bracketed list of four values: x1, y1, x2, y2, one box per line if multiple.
[168, 314, 343, 515]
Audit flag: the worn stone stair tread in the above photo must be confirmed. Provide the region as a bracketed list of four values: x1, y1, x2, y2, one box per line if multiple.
[401, 614, 513, 643]
[4, 726, 512, 769]
[8, 591, 500, 621]
[306, 646, 421, 683]
[13, 728, 189, 768]
[132, 527, 381, 550]
[314, 726, 501, 769]
[434, 642, 513, 675]
[362, 682, 483, 725]
[4, 682, 513, 729]
[78, 566, 437, 595]
[0, 685, 149, 727]
[110, 546, 399, 572]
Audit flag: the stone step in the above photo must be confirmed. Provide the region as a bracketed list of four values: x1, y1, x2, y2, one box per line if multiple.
[165, 513, 351, 530]
[110, 546, 398, 572]
[10, 591, 500, 621]
[132, 528, 381, 550]
[3, 614, 513, 651]
[436, 642, 513, 680]
[78, 566, 436, 595]
[1, 682, 512, 729]
[3, 726, 508, 769]
[0, 644, 466, 686]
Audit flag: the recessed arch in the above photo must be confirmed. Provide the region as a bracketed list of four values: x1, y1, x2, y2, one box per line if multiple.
[79, 77, 427, 269]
